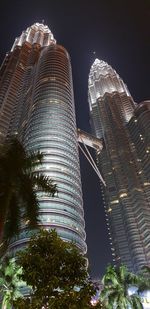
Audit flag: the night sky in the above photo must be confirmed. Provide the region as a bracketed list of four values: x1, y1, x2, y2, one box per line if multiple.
[0, 0, 150, 279]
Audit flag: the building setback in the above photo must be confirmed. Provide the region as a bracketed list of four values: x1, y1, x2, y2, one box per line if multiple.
[0, 23, 86, 255]
[88, 59, 150, 273]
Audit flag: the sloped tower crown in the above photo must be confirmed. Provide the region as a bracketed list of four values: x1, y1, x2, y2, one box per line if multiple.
[11, 23, 56, 50]
[90, 58, 117, 77]
[88, 58, 131, 109]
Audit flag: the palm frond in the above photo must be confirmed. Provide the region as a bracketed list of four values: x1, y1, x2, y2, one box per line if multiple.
[3, 193, 21, 240]
[102, 265, 118, 287]
[0, 192, 9, 222]
[117, 264, 127, 283]
[19, 175, 40, 228]
[23, 150, 44, 171]
[138, 278, 150, 293]
[31, 173, 57, 196]
[0, 240, 9, 258]
[101, 264, 145, 309]
[0, 137, 26, 168]
[128, 294, 143, 309]
[0, 137, 58, 248]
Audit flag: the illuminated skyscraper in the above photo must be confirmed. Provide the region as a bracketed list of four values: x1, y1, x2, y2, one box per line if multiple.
[0, 23, 86, 254]
[128, 101, 150, 182]
[88, 59, 150, 272]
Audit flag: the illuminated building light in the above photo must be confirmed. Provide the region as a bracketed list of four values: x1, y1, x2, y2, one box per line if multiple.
[110, 199, 119, 204]
[119, 193, 127, 198]
[144, 182, 150, 186]
[107, 207, 112, 212]
[25, 220, 30, 225]
[134, 188, 143, 192]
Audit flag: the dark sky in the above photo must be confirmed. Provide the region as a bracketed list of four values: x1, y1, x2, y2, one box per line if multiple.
[0, 0, 150, 279]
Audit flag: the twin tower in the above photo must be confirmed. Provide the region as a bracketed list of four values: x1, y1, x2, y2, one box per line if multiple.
[0, 23, 149, 273]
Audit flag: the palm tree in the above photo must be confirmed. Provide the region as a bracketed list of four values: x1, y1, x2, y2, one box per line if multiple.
[100, 265, 143, 309]
[0, 137, 57, 251]
[0, 257, 24, 309]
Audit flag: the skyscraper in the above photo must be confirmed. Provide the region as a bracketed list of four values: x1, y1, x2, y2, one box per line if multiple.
[0, 23, 86, 255]
[88, 59, 150, 272]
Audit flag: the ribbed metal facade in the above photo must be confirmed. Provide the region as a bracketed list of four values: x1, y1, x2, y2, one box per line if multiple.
[0, 23, 86, 255]
[88, 59, 150, 272]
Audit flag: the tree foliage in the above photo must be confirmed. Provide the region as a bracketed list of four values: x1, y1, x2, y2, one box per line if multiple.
[0, 257, 24, 309]
[14, 229, 96, 308]
[100, 264, 143, 309]
[0, 137, 57, 252]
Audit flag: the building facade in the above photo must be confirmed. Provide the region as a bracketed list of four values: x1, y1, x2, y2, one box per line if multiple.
[0, 23, 86, 255]
[88, 59, 150, 272]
